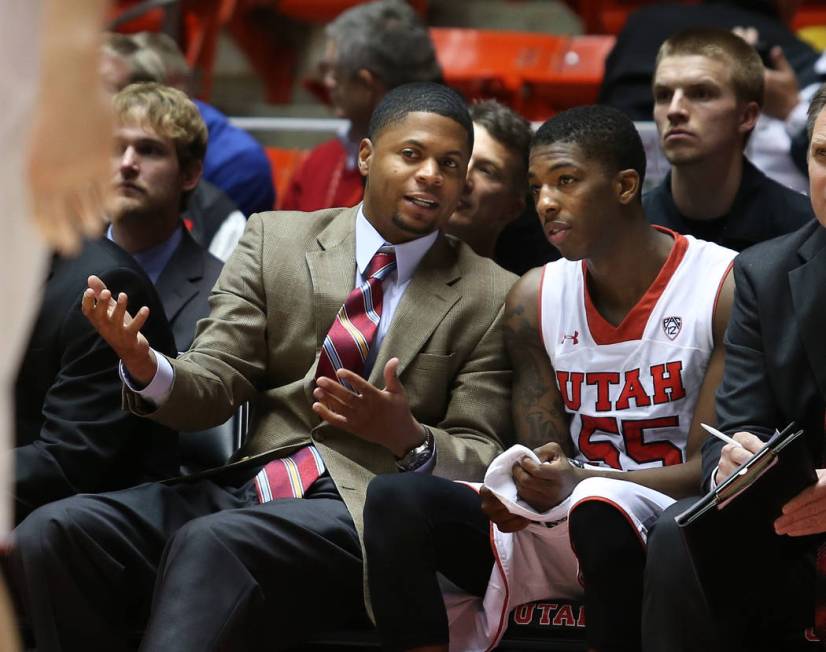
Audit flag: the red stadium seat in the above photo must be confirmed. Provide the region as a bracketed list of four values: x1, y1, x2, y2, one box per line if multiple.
[110, 0, 237, 99]
[793, 1, 826, 31]
[430, 28, 615, 121]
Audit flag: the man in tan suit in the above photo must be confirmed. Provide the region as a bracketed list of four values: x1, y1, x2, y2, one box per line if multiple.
[9, 82, 516, 651]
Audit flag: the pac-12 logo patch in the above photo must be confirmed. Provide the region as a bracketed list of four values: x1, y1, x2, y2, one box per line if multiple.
[662, 316, 682, 340]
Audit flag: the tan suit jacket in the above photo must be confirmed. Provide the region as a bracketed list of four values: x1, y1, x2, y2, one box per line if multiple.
[125, 206, 517, 540]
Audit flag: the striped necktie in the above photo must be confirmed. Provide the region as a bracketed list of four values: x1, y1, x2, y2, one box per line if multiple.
[315, 245, 397, 386]
[254, 246, 396, 503]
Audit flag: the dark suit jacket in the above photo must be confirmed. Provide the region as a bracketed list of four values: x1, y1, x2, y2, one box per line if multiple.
[125, 207, 517, 551]
[703, 220, 826, 486]
[14, 239, 180, 523]
[155, 227, 223, 352]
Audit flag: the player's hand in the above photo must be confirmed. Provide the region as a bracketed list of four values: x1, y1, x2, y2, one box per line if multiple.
[312, 357, 425, 458]
[480, 485, 530, 533]
[81, 274, 157, 385]
[512, 442, 582, 513]
[715, 431, 764, 484]
[27, 58, 112, 255]
[763, 46, 799, 120]
[775, 469, 826, 537]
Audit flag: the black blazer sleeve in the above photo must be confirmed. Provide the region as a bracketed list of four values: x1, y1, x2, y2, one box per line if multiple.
[702, 257, 780, 487]
[14, 265, 178, 521]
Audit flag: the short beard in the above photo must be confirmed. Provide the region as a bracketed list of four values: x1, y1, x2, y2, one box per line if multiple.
[663, 148, 702, 167]
[391, 212, 434, 237]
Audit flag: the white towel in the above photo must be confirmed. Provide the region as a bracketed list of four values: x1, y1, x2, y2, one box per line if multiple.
[482, 445, 571, 523]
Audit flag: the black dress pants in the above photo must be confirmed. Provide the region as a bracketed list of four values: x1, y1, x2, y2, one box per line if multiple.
[365, 474, 656, 652]
[643, 498, 817, 652]
[9, 473, 368, 652]
[364, 473, 494, 651]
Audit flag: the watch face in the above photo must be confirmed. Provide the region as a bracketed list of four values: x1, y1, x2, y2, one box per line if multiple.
[396, 429, 434, 471]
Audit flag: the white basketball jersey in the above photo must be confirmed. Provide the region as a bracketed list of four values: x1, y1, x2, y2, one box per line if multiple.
[539, 231, 735, 471]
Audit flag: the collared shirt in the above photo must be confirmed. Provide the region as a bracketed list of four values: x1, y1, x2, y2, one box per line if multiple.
[106, 223, 183, 284]
[124, 203, 438, 402]
[355, 204, 438, 374]
[336, 122, 360, 172]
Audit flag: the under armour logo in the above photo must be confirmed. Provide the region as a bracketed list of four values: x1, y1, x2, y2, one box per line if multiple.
[560, 330, 579, 345]
[662, 316, 682, 340]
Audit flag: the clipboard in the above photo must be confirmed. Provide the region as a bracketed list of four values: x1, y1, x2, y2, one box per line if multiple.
[674, 422, 818, 618]
[676, 422, 814, 528]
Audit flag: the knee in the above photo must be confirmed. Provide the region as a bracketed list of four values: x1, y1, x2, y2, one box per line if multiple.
[364, 474, 433, 551]
[569, 499, 643, 572]
[365, 474, 427, 524]
[8, 497, 101, 607]
[646, 507, 682, 560]
[12, 498, 86, 566]
[163, 514, 225, 564]
[644, 502, 694, 589]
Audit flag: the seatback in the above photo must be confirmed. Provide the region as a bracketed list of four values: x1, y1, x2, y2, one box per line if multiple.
[179, 402, 249, 475]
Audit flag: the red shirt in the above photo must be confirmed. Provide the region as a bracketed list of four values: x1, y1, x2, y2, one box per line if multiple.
[281, 139, 364, 212]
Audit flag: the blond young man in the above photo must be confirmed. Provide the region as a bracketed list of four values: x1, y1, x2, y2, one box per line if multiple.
[645, 27, 812, 251]
[106, 83, 223, 352]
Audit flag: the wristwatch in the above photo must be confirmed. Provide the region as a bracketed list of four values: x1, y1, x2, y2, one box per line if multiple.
[395, 426, 434, 472]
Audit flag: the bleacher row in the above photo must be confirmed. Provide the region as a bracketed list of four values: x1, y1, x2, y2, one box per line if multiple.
[110, 0, 826, 105]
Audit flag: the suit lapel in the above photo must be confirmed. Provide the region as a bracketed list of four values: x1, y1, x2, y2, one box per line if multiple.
[305, 207, 358, 348]
[789, 223, 826, 400]
[155, 229, 202, 323]
[370, 234, 461, 385]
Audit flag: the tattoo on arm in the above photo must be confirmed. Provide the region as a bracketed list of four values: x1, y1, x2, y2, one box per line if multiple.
[505, 301, 572, 454]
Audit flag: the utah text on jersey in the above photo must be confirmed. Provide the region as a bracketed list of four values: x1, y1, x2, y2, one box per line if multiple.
[539, 230, 737, 473]
[556, 363, 687, 469]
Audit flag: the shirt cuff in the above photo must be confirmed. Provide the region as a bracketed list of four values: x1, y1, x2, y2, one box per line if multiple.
[118, 351, 174, 406]
[708, 465, 720, 491]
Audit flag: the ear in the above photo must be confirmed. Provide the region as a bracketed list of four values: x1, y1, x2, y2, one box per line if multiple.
[614, 169, 640, 205]
[357, 68, 385, 95]
[738, 100, 760, 137]
[180, 160, 203, 193]
[358, 68, 388, 111]
[357, 138, 373, 178]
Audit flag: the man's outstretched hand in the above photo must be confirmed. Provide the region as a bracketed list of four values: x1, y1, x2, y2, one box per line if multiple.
[81, 275, 157, 386]
[312, 357, 426, 458]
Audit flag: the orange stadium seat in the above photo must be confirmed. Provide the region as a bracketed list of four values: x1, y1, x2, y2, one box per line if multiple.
[266, 146, 309, 209]
[430, 28, 615, 121]
[110, 0, 237, 99]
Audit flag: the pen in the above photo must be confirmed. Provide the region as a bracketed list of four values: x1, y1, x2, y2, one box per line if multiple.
[700, 423, 745, 449]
